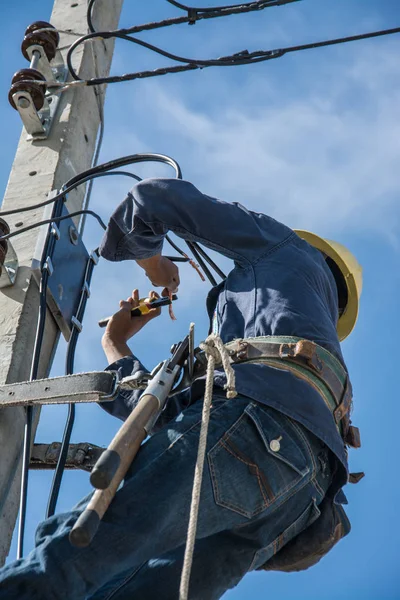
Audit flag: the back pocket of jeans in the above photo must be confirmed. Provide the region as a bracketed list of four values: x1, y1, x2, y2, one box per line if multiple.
[207, 402, 312, 519]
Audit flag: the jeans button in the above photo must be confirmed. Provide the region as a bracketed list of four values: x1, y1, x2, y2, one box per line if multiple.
[269, 436, 282, 452]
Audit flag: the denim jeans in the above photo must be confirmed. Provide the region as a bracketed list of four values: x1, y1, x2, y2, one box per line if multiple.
[0, 394, 333, 600]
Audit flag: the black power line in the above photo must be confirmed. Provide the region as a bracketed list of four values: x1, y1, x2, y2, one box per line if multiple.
[65, 26, 400, 87]
[87, 0, 299, 34]
[0, 210, 107, 243]
[0, 153, 180, 218]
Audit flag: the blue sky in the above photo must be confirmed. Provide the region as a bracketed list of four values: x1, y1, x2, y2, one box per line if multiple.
[1, 0, 400, 598]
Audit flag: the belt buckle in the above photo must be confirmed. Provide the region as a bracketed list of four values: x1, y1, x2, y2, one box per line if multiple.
[295, 340, 323, 373]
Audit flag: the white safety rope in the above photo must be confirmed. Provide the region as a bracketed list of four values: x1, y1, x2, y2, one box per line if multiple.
[179, 334, 237, 600]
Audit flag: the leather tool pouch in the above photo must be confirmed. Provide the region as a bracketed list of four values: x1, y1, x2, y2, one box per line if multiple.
[259, 496, 351, 572]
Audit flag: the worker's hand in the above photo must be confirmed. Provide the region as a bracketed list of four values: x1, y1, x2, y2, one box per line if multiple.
[136, 255, 180, 294]
[102, 289, 161, 346]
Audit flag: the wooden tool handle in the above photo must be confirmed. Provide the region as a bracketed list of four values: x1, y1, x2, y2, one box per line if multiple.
[69, 393, 159, 547]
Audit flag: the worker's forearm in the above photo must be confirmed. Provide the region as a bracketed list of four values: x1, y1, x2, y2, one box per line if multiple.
[102, 335, 133, 364]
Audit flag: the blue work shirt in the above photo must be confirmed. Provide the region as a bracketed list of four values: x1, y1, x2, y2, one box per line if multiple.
[99, 178, 350, 495]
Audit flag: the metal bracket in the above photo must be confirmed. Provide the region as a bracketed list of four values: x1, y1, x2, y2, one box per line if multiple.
[30, 442, 104, 472]
[71, 316, 83, 332]
[0, 371, 117, 408]
[43, 256, 54, 276]
[51, 223, 60, 240]
[32, 202, 92, 341]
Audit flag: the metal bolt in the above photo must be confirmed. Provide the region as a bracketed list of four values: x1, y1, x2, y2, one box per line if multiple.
[69, 226, 79, 245]
[17, 96, 31, 109]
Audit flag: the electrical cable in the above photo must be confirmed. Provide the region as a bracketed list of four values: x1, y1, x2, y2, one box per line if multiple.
[0, 210, 107, 243]
[64, 26, 400, 87]
[165, 234, 191, 259]
[66, 153, 182, 188]
[0, 154, 176, 218]
[0, 171, 141, 218]
[17, 270, 50, 558]
[192, 242, 226, 281]
[186, 241, 217, 287]
[87, 0, 299, 35]
[166, 0, 291, 12]
[67, 27, 288, 81]
[17, 193, 64, 558]
[87, 0, 97, 33]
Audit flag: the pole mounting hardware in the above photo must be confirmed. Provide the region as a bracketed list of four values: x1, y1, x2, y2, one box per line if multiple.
[30, 442, 104, 472]
[8, 21, 68, 140]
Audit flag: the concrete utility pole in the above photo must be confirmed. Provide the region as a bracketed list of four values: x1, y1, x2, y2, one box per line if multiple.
[0, 0, 124, 564]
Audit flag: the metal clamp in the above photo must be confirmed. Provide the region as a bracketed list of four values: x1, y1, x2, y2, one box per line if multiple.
[120, 371, 153, 391]
[279, 340, 323, 372]
[30, 442, 104, 472]
[71, 316, 83, 332]
[43, 256, 54, 276]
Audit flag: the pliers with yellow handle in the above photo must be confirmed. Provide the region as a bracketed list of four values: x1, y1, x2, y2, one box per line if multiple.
[98, 294, 178, 328]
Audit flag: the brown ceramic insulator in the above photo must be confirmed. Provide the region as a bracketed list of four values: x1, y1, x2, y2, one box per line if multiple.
[11, 68, 46, 86]
[8, 82, 45, 111]
[9, 68, 46, 111]
[0, 218, 11, 236]
[21, 31, 57, 62]
[24, 21, 60, 48]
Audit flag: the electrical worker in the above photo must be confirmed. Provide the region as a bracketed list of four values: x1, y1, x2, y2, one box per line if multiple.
[0, 178, 362, 599]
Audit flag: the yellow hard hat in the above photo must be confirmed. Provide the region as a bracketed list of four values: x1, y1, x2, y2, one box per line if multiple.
[294, 230, 363, 341]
